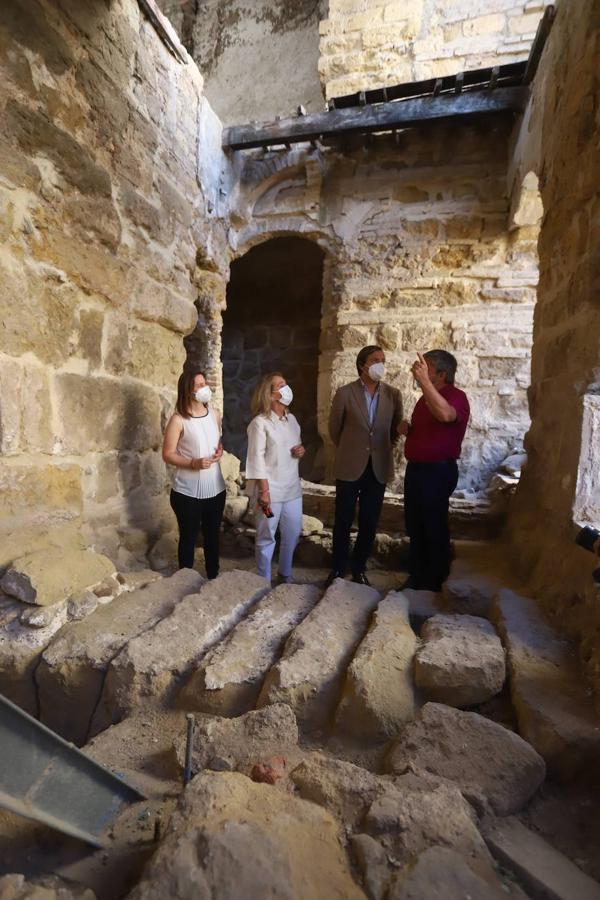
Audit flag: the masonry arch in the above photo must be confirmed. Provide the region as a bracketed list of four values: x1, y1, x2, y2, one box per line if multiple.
[221, 235, 326, 481]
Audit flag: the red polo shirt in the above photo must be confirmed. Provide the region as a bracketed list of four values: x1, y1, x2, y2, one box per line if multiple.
[405, 384, 470, 462]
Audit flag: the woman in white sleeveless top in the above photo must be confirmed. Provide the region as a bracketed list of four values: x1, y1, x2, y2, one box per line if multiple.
[162, 369, 226, 578]
[246, 372, 305, 584]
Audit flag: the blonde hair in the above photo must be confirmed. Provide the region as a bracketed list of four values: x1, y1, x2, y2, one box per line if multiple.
[251, 372, 283, 418]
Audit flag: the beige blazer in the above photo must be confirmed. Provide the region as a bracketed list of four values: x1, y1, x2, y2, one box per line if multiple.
[328, 380, 403, 484]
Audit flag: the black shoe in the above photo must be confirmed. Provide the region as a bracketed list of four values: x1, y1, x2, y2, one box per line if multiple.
[324, 570, 344, 589]
[351, 572, 371, 586]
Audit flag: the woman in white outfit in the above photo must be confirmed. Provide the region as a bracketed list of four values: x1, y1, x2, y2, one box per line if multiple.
[246, 372, 305, 584]
[162, 369, 226, 578]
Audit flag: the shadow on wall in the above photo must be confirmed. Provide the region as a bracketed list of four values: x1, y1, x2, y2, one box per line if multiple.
[222, 236, 325, 480]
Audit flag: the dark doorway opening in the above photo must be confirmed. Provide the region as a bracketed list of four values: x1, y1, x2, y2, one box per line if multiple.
[222, 237, 324, 480]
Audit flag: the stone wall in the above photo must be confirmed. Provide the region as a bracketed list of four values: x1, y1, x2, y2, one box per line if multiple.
[0, 0, 227, 564]
[230, 118, 537, 494]
[320, 0, 553, 99]
[506, 0, 600, 701]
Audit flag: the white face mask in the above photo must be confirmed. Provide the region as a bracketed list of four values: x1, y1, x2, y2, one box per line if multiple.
[275, 384, 293, 406]
[194, 385, 212, 403]
[367, 362, 385, 382]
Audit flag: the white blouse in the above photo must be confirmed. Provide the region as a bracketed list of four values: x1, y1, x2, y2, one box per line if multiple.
[172, 409, 226, 500]
[246, 411, 302, 503]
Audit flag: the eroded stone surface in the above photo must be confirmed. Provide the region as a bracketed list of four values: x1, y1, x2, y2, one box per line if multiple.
[384, 702, 545, 816]
[173, 704, 300, 778]
[442, 575, 501, 618]
[257, 578, 380, 731]
[389, 846, 522, 900]
[491, 589, 600, 779]
[415, 614, 505, 707]
[128, 770, 366, 900]
[36, 569, 203, 745]
[0, 873, 96, 899]
[180, 582, 320, 716]
[335, 592, 417, 740]
[0, 549, 116, 606]
[93, 570, 269, 732]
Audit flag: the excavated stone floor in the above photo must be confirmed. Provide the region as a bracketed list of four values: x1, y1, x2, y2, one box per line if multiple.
[1, 542, 600, 900]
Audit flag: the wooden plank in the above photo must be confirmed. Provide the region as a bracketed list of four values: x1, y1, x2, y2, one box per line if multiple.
[223, 86, 528, 150]
[524, 5, 556, 84]
[137, 0, 188, 64]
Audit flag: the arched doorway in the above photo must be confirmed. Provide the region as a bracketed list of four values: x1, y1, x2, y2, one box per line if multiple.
[221, 236, 324, 480]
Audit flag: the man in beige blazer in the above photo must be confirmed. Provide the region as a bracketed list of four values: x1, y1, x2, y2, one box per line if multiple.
[326, 345, 403, 587]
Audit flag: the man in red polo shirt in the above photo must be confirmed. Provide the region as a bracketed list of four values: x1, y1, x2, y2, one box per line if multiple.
[399, 349, 470, 591]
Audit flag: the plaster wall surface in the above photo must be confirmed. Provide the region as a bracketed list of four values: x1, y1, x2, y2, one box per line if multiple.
[157, 0, 328, 125]
[320, 0, 554, 99]
[506, 0, 600, 698]
[0, 0, 228, 559]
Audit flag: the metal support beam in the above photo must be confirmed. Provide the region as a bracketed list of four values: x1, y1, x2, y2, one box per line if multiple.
[223, 86, 528, 150]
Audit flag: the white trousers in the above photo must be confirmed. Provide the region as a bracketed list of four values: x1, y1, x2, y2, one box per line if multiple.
[255, 495, 303, 580]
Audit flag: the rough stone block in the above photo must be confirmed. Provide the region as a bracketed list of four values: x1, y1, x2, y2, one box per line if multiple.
[223, 496, 249, 525]
[484, 816, 600, 900]
[0, 612, 69, 715]
[94, 570, 269, 731]
[442, 574, 502, 617]
[54, 374, 162, 454]
[389, 845, 523, 900]
[127, 770, 365, 900]
[180, 583, 320, 716]
[173, 703, 299, 776]
[257, 578, 380, 731]
[415, 614, 505, 707]
[0, 548, 115, 606]
[491, 589, 600, 779]
[335, 592, 417, 740]
[36, 568, 203, 745]
[385, 702, 546, 816]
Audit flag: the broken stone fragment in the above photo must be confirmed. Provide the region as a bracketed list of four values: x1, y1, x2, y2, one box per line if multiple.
[173, 703, 299, 778]
[384, 702, 546, 816]
[66, 589, 99, 621]
[0, 548, 116, 607]
[251, 755, 286, 785]
[127, 771, 365, 900]
[388, 845, 524, 899]
[442, 574, 501, 618]
[223, 496, 249, 524]
[415, 613, 505, 707]
[0, 873, 97, 899]
[20, 601, 67, 630]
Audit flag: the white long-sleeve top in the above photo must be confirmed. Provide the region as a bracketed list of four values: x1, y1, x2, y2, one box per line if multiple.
[245, 411, 302, 503]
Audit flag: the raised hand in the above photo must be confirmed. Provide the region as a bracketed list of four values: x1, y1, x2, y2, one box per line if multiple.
[411, 352, 430, 387]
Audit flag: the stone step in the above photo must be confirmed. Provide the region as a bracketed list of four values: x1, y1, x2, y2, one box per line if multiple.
[484, 816, 600, 900]
[179, 582, 321, 717]
[92, 570, 270, 734]
[334, 591, 417, 741]
[491, 588, 600, 780]
[35, 568, 204, 745]
[414, 613, 505, 708]
[257, 577, 380, 732]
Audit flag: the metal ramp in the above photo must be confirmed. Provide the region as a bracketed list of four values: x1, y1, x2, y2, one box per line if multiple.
[0, 693, 145, 847]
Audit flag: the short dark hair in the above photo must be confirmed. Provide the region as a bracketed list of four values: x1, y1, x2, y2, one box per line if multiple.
[424, 349, 457, 384]
[356, 345, 383, 375]
[176, 368, 207, 418]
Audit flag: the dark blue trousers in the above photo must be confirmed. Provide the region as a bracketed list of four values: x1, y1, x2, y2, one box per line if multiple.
[332, 458, 386, 575]
[404, 460, 458, 591]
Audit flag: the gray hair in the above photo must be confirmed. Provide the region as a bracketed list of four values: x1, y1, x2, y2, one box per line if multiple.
[424, 349, 457, 384]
